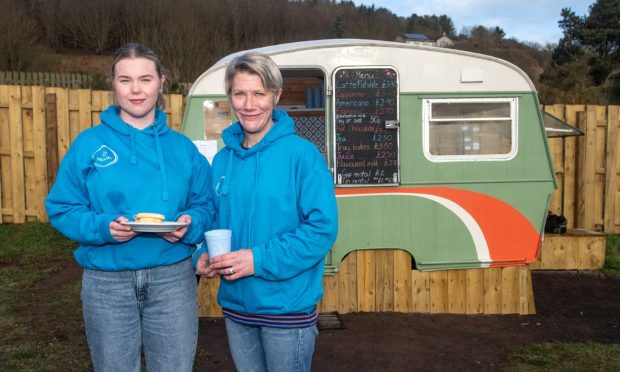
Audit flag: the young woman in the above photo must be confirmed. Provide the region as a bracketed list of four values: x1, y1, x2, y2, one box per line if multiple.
[45, 43, 213, 371]
[195, 52, 338, 372]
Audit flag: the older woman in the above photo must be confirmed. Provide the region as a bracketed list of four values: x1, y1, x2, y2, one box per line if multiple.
[195, 52, 338, 372]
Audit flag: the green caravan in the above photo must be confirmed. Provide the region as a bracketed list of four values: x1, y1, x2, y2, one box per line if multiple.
[182, 39, 557, 272]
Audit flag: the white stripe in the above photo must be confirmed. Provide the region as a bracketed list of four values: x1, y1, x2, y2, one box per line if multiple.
[337, 193, 491, 262]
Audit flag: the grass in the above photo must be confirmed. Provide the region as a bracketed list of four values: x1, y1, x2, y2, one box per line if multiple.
[603, 234, 620, 278]
[501, 233, 620, 371]
[0, 222, 89, 371]
[0, 222, 76, 262]
[505, 342, 620, 371]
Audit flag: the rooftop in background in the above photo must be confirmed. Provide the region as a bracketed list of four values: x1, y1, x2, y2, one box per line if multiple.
[400, 33, 431, 41]
[395, 33, 454, 48]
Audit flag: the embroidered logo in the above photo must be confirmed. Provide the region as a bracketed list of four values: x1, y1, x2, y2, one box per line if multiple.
[92, 145, 118, 168]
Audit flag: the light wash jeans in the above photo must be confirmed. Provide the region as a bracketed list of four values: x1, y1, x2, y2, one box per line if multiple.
[81, 258, 198, 372]
[224, 318, 318, 372]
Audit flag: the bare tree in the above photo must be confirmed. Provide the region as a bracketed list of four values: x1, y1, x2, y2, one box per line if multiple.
[0, 0, 38, 70]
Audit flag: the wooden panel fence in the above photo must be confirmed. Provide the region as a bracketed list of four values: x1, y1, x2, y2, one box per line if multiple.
[0, 71, 94, 89]
[0, 85, 185, 223]
[1, 86, 617, 232]
[545, 104, 620, 232]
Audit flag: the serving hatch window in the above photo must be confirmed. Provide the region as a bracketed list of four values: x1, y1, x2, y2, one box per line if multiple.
[423, 98, 517, 161]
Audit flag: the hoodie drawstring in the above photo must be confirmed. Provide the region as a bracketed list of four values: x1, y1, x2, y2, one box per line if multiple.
[221, 150, 233, 196]
[153, 129, 169, 201]
[216, 150, 233, 227]
[129, 130, 137, 165]
[247, 152, 259, 243]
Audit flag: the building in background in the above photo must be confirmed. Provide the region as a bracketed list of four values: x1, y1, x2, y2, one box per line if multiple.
[395, 33, 454, 48]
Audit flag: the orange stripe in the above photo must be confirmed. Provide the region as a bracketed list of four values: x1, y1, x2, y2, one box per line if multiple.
[336, 187, 540, 263]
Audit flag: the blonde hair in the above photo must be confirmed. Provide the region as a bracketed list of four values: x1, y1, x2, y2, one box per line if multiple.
[225, 52, 282, 100]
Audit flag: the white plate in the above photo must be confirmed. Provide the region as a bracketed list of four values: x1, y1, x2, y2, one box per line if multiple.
[121, 221, 189, 233]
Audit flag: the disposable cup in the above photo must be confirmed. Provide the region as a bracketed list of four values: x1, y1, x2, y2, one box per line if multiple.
[204, 229, 232, 258]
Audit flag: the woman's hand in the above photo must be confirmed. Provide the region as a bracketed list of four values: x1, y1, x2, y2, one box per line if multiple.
[158, 214, 191, 243]
[109, 216, 138, 242]
[196, 253, 218, 278]
[208, 249, 254, 280]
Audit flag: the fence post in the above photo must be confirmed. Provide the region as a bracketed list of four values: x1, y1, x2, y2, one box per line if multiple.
[563, 105, 583, 228]
[32, 86, 48, 222]
[576, 108, 597, 230]
[46, 93, 59, 191]
[9, 85, 26, 222]
[604, 106, 619, 233]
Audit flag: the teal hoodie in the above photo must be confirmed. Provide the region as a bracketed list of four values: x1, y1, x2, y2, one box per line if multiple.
[45, 105, 214, 271]
[195, 110, 338, 315]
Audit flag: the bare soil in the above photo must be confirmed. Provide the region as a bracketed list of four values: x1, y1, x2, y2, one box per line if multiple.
[194, 270, 620, 371]
[36, 261, 620, 371]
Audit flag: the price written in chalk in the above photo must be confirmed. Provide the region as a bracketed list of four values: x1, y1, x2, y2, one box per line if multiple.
[334, 67, 400, 185]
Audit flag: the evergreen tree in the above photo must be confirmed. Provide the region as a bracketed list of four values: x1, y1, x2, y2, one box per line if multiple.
[543, 0, 620, 103]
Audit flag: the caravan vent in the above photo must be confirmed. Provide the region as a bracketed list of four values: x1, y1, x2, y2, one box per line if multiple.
[461, 67, 484, 83]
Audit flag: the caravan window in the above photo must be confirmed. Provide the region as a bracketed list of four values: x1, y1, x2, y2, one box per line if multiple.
[423, 98, 517, 161]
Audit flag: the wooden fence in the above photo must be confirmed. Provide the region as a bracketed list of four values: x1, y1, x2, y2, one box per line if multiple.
[0, 71, 94, 89]
[0, 85, 619, 233]
[0, 85, 184, 223]
[545, 104, 620, 232]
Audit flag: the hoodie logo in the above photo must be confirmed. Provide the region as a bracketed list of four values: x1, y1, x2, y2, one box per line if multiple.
[92, 145, 118, 168]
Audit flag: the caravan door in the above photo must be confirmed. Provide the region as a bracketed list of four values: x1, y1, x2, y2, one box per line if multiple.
[332, 67, 400, 185]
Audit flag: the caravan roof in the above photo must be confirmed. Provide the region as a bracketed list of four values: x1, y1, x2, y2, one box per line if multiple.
[189, 39, 536, 95]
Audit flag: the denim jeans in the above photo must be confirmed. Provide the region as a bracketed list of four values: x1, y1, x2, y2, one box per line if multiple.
[81, 258, 198, 372]
[224, 318, 318, 372]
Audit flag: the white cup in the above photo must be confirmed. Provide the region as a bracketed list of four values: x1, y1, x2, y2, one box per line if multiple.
[204, 229, 232, 258]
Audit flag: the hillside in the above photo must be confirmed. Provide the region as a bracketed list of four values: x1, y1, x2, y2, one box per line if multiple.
[32, 38, 550, 93]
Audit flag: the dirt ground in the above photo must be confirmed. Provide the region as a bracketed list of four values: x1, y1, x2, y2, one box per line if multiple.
[36, 261, 620, 371]
[193, 270, 620, 371]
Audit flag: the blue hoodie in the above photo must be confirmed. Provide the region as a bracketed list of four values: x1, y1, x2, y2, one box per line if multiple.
[195, 110, 338, 315]
[45, 105, 214, 271]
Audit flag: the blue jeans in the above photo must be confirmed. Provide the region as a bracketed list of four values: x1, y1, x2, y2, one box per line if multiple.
[81, 258, 198, 372]
[224, 318, 318, 372]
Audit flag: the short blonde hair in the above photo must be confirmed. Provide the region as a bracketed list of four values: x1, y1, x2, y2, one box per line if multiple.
[225, 52, 282, 99]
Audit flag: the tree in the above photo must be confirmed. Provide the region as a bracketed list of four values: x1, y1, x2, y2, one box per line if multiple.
[0, 0, 38, 70]
[406, 14, 456, 38]
[543, 0, 620, 103]
[329, 17, 345, 38]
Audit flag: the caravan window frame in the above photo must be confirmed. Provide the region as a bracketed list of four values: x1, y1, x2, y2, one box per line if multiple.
[278, 67, 330, 165]
[422, 97, 518, 162]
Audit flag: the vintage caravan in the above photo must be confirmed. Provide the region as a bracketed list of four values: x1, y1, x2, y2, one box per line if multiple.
[182, 39, 556, 272]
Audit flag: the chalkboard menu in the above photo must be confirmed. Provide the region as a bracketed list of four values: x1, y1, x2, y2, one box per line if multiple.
[334, 67, 399, 185]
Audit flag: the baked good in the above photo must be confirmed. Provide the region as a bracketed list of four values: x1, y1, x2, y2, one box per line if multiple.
[134, 213, 165, 223]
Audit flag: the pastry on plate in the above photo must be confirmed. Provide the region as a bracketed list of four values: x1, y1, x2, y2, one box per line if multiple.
[134, 213, 165, 223]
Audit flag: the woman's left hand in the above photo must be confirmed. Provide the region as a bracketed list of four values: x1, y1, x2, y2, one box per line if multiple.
[158, 214, 191, 243]
[209, 249, 254, 280]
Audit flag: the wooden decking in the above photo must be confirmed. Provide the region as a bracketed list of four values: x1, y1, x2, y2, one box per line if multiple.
[529, 229, 606, 270]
